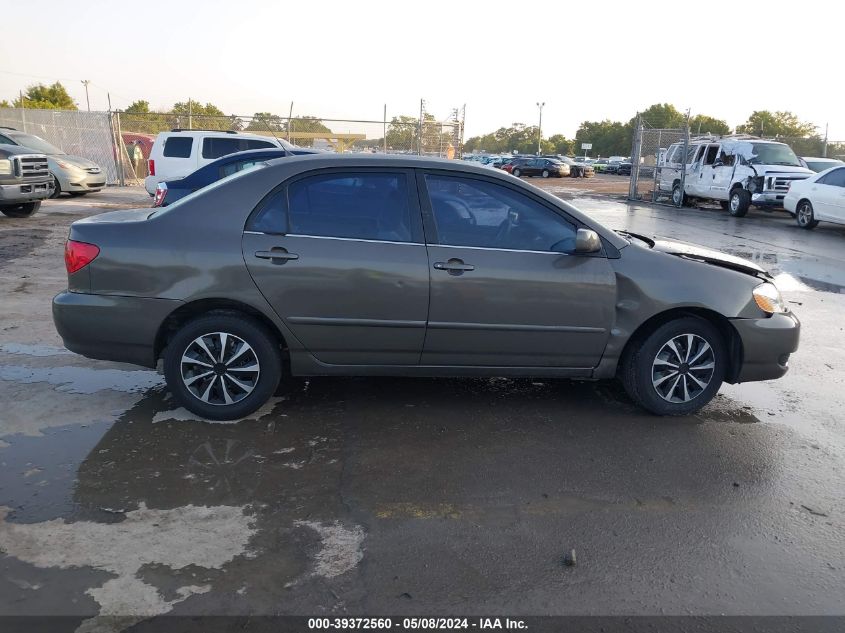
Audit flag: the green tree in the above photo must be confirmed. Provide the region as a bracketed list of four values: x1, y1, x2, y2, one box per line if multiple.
[386, 115, 420, 152]
[246, 112, 286, 133]
[288, 116, 332, 147]
[630, 103, 686, 129]
[13, 82, 77, 110]
[736, 110, 817, 138]
[125, 100, 150, 113]
[0, 99, 10, 108]
[689, 114, 730, 135]
[546, 134, 575, 156]
[575, 120, 630, 157]
[170, 100, 230, 130]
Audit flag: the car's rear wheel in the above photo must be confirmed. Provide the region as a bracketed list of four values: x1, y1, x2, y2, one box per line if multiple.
[163, 313, 282, 420]
[1, 201, 40, 218]
[671, 183, 686, 206]
[620, 316, 725, 416]
[50, 175, 61, 199]
[512, 168, 521, 177]
[542, 169, 550, 178]
[728, 189, 750, 217]
[796, 200, 819, 229]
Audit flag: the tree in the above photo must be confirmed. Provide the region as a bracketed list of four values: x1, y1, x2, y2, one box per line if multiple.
[170, 100, 230, 130]
[736, 110, 817, 138]
[125, 100, 150, 113]
[246, 112, 286, 133]
[386, 115, 420, 152]
[630, 103, 686, 130]
[689, 114, 730, 136]
[546, 134, 575, 156]
[288, 116, 332, 147]
[0, 100, 10, 108]
[13, 82, 77, 110]
[575, 120, 630, 157]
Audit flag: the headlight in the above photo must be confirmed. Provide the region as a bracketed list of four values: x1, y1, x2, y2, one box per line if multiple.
[0, 159, 12, 175]
[753, 282, 788, 314]
[56, 160, 81, 171]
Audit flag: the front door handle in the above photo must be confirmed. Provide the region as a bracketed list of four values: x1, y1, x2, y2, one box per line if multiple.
[433, 258, 475, 275]
[255, 247, 299, 264]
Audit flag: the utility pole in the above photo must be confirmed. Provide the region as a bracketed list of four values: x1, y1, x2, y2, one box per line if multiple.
[287, 101, 294, 143]
[81, 80, 91, 112]
[823, 123, 829, 158]
[536, 102, 545, 155]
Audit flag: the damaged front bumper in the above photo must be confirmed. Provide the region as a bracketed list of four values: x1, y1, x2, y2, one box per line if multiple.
[750, 191, 787, 208]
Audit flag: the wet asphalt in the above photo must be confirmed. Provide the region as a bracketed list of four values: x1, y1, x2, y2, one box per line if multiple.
[0, 186, 843, 627]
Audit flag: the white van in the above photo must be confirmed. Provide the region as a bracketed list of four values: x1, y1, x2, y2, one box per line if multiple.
[144, 130, 294, 194]
[658, 136, 813, 216]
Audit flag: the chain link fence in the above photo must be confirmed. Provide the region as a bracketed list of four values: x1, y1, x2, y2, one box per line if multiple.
[628, 116, 689, 205]
[0, 104, 465, 186]
[0, 107, 121, 184]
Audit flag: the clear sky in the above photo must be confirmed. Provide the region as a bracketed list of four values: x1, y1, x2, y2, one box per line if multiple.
[1, 0, 843, 140]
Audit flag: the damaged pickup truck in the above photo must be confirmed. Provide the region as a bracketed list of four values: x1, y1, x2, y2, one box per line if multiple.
[658, 136, 813, 217]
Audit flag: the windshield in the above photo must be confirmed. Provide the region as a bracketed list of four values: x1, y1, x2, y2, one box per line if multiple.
[149, 161, 268, 218]
[806, 159, 843, 173]
[11, 133, 65, 155]
[745, 143, 801, 167]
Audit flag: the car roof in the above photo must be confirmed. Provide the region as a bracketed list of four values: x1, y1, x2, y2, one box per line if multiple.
[0, 142, 43, 155]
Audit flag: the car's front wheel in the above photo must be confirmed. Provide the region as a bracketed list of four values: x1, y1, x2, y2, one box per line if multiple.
[50, 174, 61, 199]
[163, 313, 282, 420]
[728, 189, 750, 217]
[796, 200, 819, 229]
[620, 316, 726, 416]
[0, 201, 41, 218]
[512, 168, 521, 177]
[542, 169, 550, 178]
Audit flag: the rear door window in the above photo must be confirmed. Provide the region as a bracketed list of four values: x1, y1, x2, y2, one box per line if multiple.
[220, 159, 265, 178]
[162, 136, 193, 158]
[264, 172, 415, 242]
[820, 167, 845, 187]
[202, 137, 242, 159]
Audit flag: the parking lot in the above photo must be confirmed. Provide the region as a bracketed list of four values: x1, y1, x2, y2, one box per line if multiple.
[1, 186, 844, 627]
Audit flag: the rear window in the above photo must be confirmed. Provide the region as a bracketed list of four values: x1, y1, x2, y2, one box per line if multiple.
[163, 136, 193, 158]
[202, 137, 241, 159]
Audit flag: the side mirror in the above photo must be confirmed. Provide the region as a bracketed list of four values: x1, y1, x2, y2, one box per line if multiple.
[575, 228, 602, 254]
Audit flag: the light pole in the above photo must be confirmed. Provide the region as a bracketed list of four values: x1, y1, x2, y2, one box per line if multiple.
[536, 102, 545, 155]
[81, 80, 91, 112]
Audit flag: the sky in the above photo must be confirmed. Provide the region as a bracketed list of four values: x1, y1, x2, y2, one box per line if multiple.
[1, 0, 843, 140]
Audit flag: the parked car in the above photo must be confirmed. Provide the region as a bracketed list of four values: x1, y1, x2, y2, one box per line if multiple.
[657, 136, 813, 215]
[153, 147, 317, 207]
[593, 158, 611, 173]
[547, 156, 594, 178]
[501, 156, 533, 174]
[800, 156, 845, 173]
[53, 154, 799, 420]
[783, 164, 845, 229]
[617, 161, 633, 176]
[0, 127, 105, 197]
[0, 144, 52, 217]
[144, 129, 297, 195]
[511, 157, 570, 178]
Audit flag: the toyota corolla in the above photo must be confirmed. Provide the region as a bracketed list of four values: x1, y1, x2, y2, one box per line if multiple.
[53, 155, 800, 420]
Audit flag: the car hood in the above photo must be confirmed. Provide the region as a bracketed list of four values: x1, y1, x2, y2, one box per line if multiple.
[651, 238, 770, 278]
[50, 155, 101, 170]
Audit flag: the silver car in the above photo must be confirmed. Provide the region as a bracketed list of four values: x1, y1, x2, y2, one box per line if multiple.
[0, 128, 105, 197]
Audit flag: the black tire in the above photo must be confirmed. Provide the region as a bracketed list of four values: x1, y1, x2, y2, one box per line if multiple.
[795, 200, 819, 229]
[542, 169, 550, 178]
[620, 316, 726, 416]
[1, 201, 40, 218]
[671, 183, 686, 207]
[67, 191, 88, 197]
[512, 168, 521, 177]
[728, 189, 750, 217]
[49, 175, 61, 199]
[163, 313, 282, 420]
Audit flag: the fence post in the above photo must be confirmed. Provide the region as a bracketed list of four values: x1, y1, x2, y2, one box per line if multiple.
[418, 99, 424, 156]
[628, 115, 642, 201]
[383, 104, 387, 154]
[678, 116, 690, 208]
[114, 110, 125, 186]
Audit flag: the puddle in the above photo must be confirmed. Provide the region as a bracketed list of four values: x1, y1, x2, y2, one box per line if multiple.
[0, 420, 114, 523]
[0, 365, 163, 394]
[0, 343, 74, 357]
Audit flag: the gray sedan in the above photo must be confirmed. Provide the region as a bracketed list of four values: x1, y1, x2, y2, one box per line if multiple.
[0, 129, 105, 197]
[53, 155, 799, 420]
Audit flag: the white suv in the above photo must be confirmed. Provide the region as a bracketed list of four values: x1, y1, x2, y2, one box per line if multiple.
[658, 136, 813, 216]
[144, 130, 294, 194]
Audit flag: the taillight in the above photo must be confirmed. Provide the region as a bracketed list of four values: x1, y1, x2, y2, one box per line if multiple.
[148, 159, 155, 176]
[65, 240, 100, 274]
[153, 184, 167, 207]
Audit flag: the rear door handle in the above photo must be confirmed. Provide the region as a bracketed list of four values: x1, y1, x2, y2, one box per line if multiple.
[255, 247, 299, 263]
[433, 259, 475, 274]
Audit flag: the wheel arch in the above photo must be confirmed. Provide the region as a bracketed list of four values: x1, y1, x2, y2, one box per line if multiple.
[618, 307, 743, 384]
[154, 298, 288, 365]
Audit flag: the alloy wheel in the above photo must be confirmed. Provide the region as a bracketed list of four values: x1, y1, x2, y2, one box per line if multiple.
[651, 333, 715, 403]
[180, 332, 260, 406]
[797, 203, 812, 226]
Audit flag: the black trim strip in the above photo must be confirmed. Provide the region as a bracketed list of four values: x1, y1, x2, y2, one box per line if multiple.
[427, 322, 606, 333]
[287, 316, 425, 328]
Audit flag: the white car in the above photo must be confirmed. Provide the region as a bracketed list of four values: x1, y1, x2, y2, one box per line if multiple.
[144, 130, 295, 194]
[783, 165, 845, 229]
